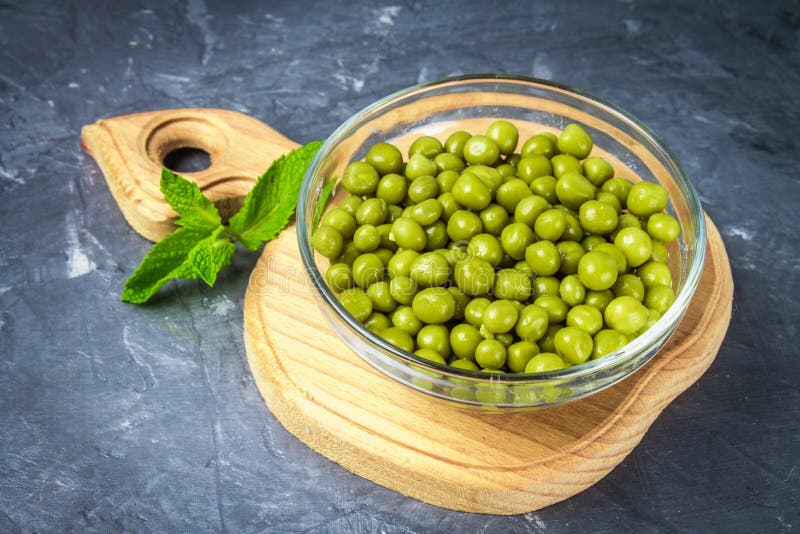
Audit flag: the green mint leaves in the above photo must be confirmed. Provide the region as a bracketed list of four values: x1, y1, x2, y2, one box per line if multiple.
[121, 141, 322, 304]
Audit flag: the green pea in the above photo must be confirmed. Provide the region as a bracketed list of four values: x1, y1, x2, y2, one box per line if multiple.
[449, 358, 480, 371]
[464, 297, 491, 326]
[336, 241, 361, 266]
[516, 304, 550, 341]
[338, 287, 373, 322]
[352, 253, 384, 288]
[390, 217, 427, 251]
[445, 130, 471, 158]
[614, 227, 653, 268]
[650, 241, 670, 263]
[495, 163, 516, 178]
[479, 204, 510, 235]
[366, 280, 397, 313]
[637, 261, 673, 288]
[380, 326, 414, 352]
[416, 324, 451, 358]
[451, 173, 491, 210]
[414, 348, 447, 365]
[500, 222, 536, 260]
[446, 210, 483, 242]
[437, 192, 462, 221]
[550, 154, 583, 179]
[579, 199, 619, 235]
[475, 339, 507, 370]
[386, 205, 404, 224]
[342, 161, 379, 195]
[582, 156, 614, 187]
[644, 284, 675, 314]
[538, 325, 561, 353]
[412, 287, 456, 324]
[595, 191, 622, 213]
[407, 175, 439, 203]
[647, 213, 680, 242]
[556, 241, 585, 275]
[352, 224, 380, 252]
[409, 251, 451, 287]
[467, 233, 504, 267]
[525, 240, 561, 276]
[454, 257, 495, 296]
[355, 197, 388, 226]
[376, 173, 408, 205]
[448, 286, 470, 320]
[366, 142, 404, 176]
[533, 294, 569, 324]
[325, 262, 355, 292]
[482, 300, 519, 334]
[494, 268, 532, 301]
[592, 329, 628, 359]
[532, 275, 561, 298]
[530, 176, 559, 203]
[436, 170, 460, 193]
[612, 273, 645, 301]
[391, 305, 423, 335]
[559, 274, 586, 307]
[507, 341, 540, 372]
[604, 296, 649, 335]
[557, 123, 593, 159]
[405, 153, 438, 180]
[463, 135, 500, 165]
[566, 304, 603, 335]
[434, 152, 466, 174]
[514, 195, 551, 227]
[534, 208, 566, 241]
[627, 182, 668, 217]
[424, 220, 449, 250]
[577, 250, 618, 291]
[340, 194, 363, 216]
[386, 249, 418, 278]
[581, 234, 607, 251]
[450, 323, 483, 360]
[591, 243, 627, 275]
[388, 275, 419, 305]
[320, 208, 357, 240]
[377, 223, 398, 250]
[486, 120, 519, 156]
[554, 326, 593, 365]
[637, 309, 662, 336]
[364, 312, 392, 333]
[556, 171, 596, 210]
[409, 135, 444, 159]
[600, 177, 633, 208]
[311, 225, 344, 259]
[517, 155, 553, 184]
[521, 134, 556, 158]
[374, 247, 394, 267]
[584, 289, 614, 313]
[524, 352, 567, 373]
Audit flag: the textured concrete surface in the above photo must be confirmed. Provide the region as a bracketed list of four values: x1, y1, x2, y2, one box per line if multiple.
[1, 0, 798, 531]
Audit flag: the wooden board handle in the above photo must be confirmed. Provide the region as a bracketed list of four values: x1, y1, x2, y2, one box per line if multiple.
[81, 108, 299, 241]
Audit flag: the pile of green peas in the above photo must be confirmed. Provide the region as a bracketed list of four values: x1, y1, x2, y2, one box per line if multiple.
[311, 120, 680, 375]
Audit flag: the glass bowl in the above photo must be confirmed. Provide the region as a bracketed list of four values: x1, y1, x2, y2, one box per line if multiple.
[296, 74, 706, 410]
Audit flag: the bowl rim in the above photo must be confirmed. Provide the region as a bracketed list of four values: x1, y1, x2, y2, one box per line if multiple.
[297, 73, 707, 384]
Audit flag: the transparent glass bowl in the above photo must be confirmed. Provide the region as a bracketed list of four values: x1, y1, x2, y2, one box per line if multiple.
[296, 74, 706, 410]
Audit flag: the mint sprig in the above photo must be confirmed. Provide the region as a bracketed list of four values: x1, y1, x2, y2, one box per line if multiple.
[121, 141, 322, 304]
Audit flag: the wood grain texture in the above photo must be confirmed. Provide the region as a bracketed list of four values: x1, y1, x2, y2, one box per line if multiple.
[80, 108, 298, 241]
[243, 218, 732, 514]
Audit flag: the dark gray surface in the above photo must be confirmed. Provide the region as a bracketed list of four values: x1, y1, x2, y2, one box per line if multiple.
[1, 0, 798, 532]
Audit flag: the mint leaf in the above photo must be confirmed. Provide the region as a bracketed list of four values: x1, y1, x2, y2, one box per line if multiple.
[313, 178, 338, 229]
[229, 141, 322, 250]
[161, 168, 221, 231]
[189, 227, 237, 286]
[121, 226, 215, 303]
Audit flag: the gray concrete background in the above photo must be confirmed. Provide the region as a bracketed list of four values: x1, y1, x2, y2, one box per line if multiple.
[1, 0, 798, 531]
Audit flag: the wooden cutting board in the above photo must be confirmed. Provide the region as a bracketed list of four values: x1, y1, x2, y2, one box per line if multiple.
[81, 108, 733, 514]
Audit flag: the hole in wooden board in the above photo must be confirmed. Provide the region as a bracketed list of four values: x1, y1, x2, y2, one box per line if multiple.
[163, 147, 212, 173]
